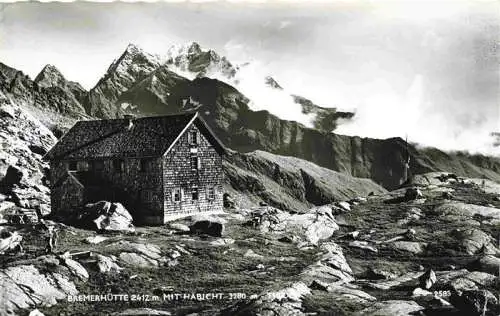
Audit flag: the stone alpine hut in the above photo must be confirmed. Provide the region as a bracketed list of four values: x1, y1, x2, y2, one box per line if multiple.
[44, 112, 225, 224]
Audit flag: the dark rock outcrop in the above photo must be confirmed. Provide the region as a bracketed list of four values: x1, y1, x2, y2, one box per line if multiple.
[190, 219, 225, 237]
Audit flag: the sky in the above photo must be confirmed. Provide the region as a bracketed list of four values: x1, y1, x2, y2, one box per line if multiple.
[0, 0, 498, 155]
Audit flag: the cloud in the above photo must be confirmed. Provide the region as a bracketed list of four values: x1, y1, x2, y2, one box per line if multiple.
[233, 62, 315, 125]
[335, 74, 499, 155]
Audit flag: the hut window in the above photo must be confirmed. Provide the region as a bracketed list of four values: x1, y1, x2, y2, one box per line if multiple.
[188, 130, 198, 145]
[191, 187, 199, 201]
[68, 161, 77, 171]
[207, 187, 215, 200]
[172, 188, 182, 202]
[140, 159, 153, 172]
[141, 190, 154, 202]
[80, 161, 89, 171]
[190, 155, 200, 170]
[113, 160, 124, 172]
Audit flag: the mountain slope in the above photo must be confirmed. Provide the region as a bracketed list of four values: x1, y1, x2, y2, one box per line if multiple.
[224, 150, 386, 212]
[0, 62, 92, 137]
[0, 62, 88, 116]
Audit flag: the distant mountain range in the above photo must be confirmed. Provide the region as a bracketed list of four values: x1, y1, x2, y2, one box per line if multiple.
[1, 42, 499, 190]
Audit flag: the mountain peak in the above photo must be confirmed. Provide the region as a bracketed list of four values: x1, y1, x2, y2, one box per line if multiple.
[105, 44, 161, 79]
[166, 41, 203, 59]
[166, 42, 237, 80]
[187, 42, 202, 54]
[34, 64, 66, 88]
[265, 76, 283, 90]
[124, 43, 143, 55]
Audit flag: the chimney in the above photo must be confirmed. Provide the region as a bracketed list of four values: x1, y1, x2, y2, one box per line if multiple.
[124, 114, 135, 130]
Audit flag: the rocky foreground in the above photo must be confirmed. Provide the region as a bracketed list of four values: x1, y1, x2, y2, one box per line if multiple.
[0, 171, 499, 316]
[0, 51, 499, 316]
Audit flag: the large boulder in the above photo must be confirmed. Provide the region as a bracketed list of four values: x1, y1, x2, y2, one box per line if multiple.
[0, 165, 24, 193]
[450, 290, 499, 316]
[59, 253, 89, 281]
[255, 206, 339, 245]
[110, 241, 165, 268]
[435, 202, 500, 225]
[119, 252, 159, 268]
[0, 264, 78, 314]
[418, 269, 437, 290]
[190, 219, 225, 237]
[169, 223, 190, 232]
[366, 271, 423, 291]
[434, 269, 498, 292]
[358, 300, 424, 316]
[311, 281, 376, 306]
[95, 254, 123, 273]
[73, 201, 135, 232]
[469, 255, 500, 275]
[301, 242, 354, 284]
[84, 235, 108, 244]
[449, 228, 499, 256]
[0, 229, 23, 253]
[390, 241, 427, 255]
[93, 202, 134, 232]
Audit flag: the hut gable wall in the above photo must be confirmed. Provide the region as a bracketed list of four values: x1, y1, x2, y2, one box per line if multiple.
[162, 123, 223, 221]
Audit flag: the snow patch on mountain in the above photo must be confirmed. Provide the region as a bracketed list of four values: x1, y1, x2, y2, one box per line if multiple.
[164, 42, 317, 127]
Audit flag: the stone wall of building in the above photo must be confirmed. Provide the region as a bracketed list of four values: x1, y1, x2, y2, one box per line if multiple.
[50, 173, 85, 215]
[49, 157, 164, 224]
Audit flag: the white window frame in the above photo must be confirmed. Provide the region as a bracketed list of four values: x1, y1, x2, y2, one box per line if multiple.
[80, 161, 89, 172]
[190, 155, 200, 170]
[172, 188, 182, 203]
[188, 130, 199, 145]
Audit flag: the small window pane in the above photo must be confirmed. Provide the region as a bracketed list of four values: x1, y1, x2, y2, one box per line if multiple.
[113, 160, 124, 172]
[141, 190, 155, 202]
[80, 161, 89, 171]
[192, 187, 199, 201]
[140, 159, 149, 172]
[190, 156, 199, 170]
[93, 160, 104, 171]
[189, 131, 198, 145]
[207, 187, 215, 200]
[173, 188, 181, 202]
